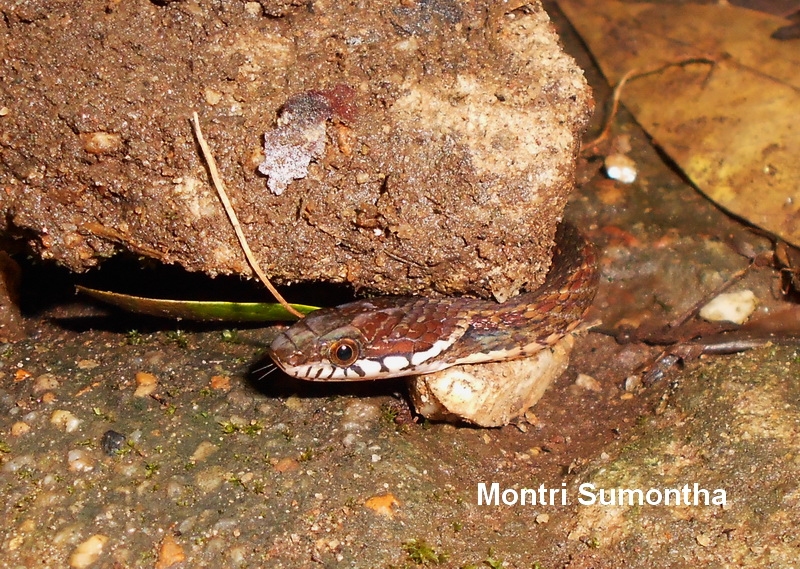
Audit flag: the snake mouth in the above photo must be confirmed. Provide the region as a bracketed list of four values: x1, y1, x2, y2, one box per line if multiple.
[266, 332, 302, 371]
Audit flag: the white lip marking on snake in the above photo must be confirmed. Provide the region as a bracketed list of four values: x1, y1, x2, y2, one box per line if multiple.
[382, 355, 410, 373]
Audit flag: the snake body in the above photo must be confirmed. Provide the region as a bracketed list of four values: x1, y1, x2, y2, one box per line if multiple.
[267, 223, 598, 381]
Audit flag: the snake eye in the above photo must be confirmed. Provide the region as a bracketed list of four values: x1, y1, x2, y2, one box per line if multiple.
[328, 339, 360, 367]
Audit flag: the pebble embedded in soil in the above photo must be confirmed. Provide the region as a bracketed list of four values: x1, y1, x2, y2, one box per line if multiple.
[100, 430, 126, 455]
[79, 132, 123, 155]
[69, 534, 108, 569]
[10, 421, 30, 436]
[33, 373, 59, 393]
[155, 534, 186, 569]
[50, 409, 81, 432]
[133, 371, 157, 397]
[574, 373, 603, 392]
[67, 449, 95, 472]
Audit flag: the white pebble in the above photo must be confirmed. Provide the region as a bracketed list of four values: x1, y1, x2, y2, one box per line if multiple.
[69, 534, 108, 568]
[67, 449, 95, 472]
[574, 373, 602, 392]
[50, 410, 81, 433]
[699, 290, 757, 324]
[2, 454, 35, 473]
[604, 153, 637, 184]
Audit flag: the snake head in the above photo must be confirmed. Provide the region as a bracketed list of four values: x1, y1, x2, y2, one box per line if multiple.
[267, 312, 371, 380]
[266, 297, 467, 381]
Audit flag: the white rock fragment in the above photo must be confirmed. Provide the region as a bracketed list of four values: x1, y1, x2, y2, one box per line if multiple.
[696, 533, 712, 547]
[69, 534, 108, 568]
[604, 153, 638, 184]
[574, 373, 602, 392]
[67, 449, 95, 472]
[699, 290, 757, 325]
[409, 335, 576, 427]
[50, 410, 81, 433]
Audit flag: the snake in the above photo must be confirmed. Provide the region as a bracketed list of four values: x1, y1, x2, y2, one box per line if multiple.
[267, 223, 598, 381]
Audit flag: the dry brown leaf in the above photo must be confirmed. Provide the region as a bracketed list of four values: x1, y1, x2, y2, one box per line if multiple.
[559, 0, 800, 244]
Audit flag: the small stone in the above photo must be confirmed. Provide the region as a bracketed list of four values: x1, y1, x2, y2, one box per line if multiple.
[101, 430, 127, 455]
[50, 410, 81, 433]
[33, 373, 59, 393]
[604, 153, 637, 184]
[189, 441, 218, 462]
[699, 290, 757, 325]
[203, 88, 223, 105]
[67, 449, 95, 472]
[134, 371, 157, 397]
[77, 359, 99, 370]
[364, 492, 400, 518]
[574, 373, 602, 392]
[210, 374, 230, 390]
[155, 534, 186, 569]
[341, 400, 381, 432]
[79, 132, 123, 155]
[696, 533, 712, 547]
[14, 369, 32, 382]
[69, 534, 108, 568]
[10, 421, 30, 436]
[194, 465, 227, 493]
[274, 457, 299, 473]
[624, 375, 642, 392]
[536, 513, 550, 524]
[284, 395, 303, 411]
[243, 1, 262, 17]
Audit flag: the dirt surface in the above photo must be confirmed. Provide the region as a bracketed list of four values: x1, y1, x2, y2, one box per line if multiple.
[0, 0, 591, 300]
[2, 2, 800, 568]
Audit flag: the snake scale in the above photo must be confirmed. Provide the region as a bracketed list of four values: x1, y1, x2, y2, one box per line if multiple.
[267, 223, 598, 381]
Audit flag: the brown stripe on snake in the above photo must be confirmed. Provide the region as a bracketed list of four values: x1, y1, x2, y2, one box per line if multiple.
[267, 223, 598, 381]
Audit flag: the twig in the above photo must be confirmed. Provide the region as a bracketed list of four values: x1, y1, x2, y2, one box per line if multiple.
[190, 111, 304, 319]
[584, 67, 638, 151]
[584, 57, 716, 152]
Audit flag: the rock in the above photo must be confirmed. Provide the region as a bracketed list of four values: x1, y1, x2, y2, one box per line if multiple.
[699, 289, 757, 324]
[0, 0, 591, 300]
[409, 334, 576, 427]
[69, 534, 108, 568]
